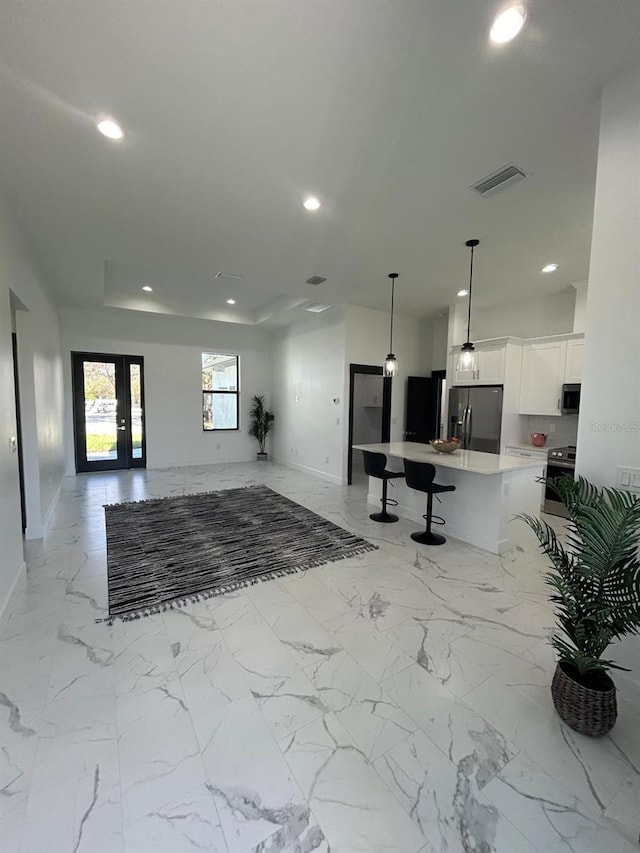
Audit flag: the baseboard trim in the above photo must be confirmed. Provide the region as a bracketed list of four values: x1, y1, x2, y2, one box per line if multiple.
[146, 456, 256, 470]
[42, 475, 64, 531]
[273, 456, 345, 486]
[0, 560, 26, 625]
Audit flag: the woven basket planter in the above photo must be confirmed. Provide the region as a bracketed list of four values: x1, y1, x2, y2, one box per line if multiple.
[551, 662, 617, 737]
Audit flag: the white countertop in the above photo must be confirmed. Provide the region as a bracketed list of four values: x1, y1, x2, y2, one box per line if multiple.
[353, 442, 546, 475]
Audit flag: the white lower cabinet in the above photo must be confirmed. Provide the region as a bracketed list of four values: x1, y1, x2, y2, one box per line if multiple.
[504, 445, 548, 461]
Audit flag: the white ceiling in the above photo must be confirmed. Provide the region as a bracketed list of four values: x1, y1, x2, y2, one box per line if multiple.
[1, 1, 639, 324]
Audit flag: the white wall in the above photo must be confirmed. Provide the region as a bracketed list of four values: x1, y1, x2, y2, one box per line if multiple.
[0, 192, 65, 616]
[61, 308, 271, 470]
[448, 290, 577, 345]
[571, 281, 588, 334]
[430, 313, 449, 372]
[343, 305, 429, 481]
[576, 61, 640, 701]
[270, 309, 346, 483]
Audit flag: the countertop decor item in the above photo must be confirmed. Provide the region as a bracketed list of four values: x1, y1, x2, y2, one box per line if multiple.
[531, 432, 547, 447]
[248, 394, 274, 460]
[519, 476, 640, 736]
[456, 239, 480, 375]
[430, 438, 461, 454]
[383, 273, 399, 378]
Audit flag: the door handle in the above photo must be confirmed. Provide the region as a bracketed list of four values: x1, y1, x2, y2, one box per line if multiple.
[118, 425, 126, 431]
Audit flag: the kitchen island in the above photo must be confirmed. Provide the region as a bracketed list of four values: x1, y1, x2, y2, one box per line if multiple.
[353, 441, 545, 555]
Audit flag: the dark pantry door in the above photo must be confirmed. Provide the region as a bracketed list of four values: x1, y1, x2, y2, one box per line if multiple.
[72, 352, 146, 472]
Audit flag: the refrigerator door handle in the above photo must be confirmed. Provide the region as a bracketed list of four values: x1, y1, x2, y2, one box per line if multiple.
[467, 406, 473, 449]
[462, 405, 470, 447]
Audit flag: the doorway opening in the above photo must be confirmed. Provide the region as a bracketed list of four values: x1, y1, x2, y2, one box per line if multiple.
[11, 333, 27, 533]
[71, 352, 146, 472]
[347, 363, 391, 486]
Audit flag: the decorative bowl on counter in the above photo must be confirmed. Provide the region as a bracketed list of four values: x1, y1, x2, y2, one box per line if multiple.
[430, 438, 461, 454]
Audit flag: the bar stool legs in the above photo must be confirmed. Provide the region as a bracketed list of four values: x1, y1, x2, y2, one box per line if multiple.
[369, 479, 399, 523]
[410, 491, 447, 546]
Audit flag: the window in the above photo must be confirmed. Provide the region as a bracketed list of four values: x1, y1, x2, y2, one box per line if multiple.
[202, 353, 239, 430]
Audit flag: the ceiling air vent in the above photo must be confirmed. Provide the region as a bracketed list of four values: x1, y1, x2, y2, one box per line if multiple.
[305, 275, 327, 286]
[471, 163, 527, 198]
[214, 271, 244, 280]
[304, 302, 333, 314]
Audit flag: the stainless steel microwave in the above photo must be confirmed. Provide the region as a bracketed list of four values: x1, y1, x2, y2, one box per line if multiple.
[561, 383, 581, 414]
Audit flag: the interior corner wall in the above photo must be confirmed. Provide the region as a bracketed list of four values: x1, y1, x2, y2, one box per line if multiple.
[60, 307, 271, 471]
[0, 191, 65, 616]
[431, 314, 449, 371]
[269, 309, 347, 484]
[576, 61, 640, 703]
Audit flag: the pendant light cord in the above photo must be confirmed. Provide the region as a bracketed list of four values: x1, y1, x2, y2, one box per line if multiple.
[389, 277, 395, 353]
[466, 243, 474, 344]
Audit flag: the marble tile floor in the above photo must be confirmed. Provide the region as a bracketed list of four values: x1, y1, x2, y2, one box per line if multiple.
[1, 462, 639, 853]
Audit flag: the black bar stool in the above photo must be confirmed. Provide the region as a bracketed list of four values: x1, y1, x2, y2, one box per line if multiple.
[361, 450, 405, 523]
[403, 459, 456, 545]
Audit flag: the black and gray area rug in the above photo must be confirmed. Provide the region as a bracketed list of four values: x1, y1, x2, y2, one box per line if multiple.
[104, 484, 376, 621]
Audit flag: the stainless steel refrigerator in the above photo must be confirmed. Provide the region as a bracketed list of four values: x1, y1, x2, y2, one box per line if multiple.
[448, 386, 503, 453]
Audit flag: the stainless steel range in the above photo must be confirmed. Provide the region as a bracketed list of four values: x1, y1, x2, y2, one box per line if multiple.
[543, 445, 576, 518]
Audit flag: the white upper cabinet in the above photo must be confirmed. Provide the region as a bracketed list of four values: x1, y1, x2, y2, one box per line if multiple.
[564, 338, 584, 383]
[476, 346, 506, 384]
[519, 340, 566, 416]
[450, 344, 505, 385]
[360, 374, 383, 407]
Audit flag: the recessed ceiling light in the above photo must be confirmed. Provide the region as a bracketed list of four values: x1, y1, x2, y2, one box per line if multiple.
[541, 263, 558, 273]
[226, 298, 236, 305]
[303, 196, 321, 211]
[97, 118, 124, 140]
[490, 5, 526, 44]
[141, 285, 153, 292]
[457, 289, 469, 297]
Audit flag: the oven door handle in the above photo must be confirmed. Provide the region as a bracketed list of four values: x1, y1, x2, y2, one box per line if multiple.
[546, 461, 575, 471]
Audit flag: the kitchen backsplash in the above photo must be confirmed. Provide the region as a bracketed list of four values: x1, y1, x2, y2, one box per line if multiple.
[524, 414, 579, 448]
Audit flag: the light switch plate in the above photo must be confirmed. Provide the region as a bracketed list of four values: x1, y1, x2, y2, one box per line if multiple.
[616, 466, 640, 493]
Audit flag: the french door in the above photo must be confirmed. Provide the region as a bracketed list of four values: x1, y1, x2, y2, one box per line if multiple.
[72, 352, 146, 473]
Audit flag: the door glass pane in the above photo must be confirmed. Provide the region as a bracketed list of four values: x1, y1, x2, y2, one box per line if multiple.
[130, 363, 143, 459]
[83, 361, 117, 460]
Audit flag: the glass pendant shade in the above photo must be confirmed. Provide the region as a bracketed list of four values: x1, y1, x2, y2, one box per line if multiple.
[384, 353, 399, 378]
[456, 343, 476, 374]
[383, 273, 399, 379]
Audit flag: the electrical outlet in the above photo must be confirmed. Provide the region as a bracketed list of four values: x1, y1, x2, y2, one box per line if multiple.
[336, 417, 340, 425]
[325, 456, 329, 464]
[617, 466, 640, 493]
[548, 423, 556, 433]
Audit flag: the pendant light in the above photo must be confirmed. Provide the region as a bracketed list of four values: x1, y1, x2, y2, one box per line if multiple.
[384, 273, 399, 378]
[456, 239, 480, 374]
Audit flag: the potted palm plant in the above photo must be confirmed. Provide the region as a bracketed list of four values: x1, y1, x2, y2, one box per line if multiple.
[519, 476, 640, 736]
[248, 395, 274, 461]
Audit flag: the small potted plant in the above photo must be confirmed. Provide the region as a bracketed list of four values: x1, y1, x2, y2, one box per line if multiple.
[519, 476, 640, 736]
[248, 395, 274, 461]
